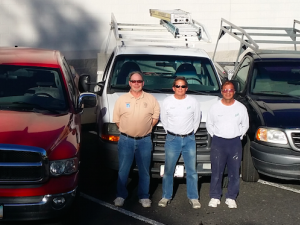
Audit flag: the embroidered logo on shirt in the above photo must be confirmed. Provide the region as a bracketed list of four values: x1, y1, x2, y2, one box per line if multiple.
[126, 103, 130, 108]
[235, 113, 239, 117]
[143, 102, 148, 108]
[187, 106, 191, 110]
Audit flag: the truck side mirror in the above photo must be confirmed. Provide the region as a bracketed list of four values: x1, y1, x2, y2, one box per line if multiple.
[231, 80, 241, 93]
[79, 74, 91, 92]
[78, 93, 97, 109]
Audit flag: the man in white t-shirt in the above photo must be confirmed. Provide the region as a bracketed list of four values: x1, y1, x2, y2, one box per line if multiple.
[206, 81, 249, 209]
[158, 76, 201, 209]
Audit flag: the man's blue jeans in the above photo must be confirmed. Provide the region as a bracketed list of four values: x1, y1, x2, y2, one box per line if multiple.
[117, 134, 152, 199]
[162, 133, 199, 200]
[209, 136, 242, 200]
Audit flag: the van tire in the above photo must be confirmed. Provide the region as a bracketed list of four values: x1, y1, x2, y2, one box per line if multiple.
[241, 136, 259, 182]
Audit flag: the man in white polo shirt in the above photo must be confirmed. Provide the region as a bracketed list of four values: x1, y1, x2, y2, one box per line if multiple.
[158, 76, 201, 209]
[206, 80, 249, 209]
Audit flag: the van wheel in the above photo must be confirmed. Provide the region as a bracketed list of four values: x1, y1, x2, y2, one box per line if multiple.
[241, 136, 259, 182]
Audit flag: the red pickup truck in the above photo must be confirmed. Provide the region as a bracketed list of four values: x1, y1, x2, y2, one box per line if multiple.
[0, 47, 96, 220]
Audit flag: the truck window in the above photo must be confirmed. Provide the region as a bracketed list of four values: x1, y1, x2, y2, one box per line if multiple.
[0, 65, 68, 112]
[109, 55, 220, 93]
[251, 61, 300, 96]
[233, 58, 250, 92]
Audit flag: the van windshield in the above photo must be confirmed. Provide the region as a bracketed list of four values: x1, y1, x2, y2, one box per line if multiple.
[250, 62, 300, 98]
[109, 55, 220, 93]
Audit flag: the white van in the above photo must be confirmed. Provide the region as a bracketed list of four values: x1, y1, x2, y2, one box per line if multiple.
[82, 11, 223, 178]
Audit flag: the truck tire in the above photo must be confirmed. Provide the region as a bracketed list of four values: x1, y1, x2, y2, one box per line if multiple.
[241, 136, 259, 182]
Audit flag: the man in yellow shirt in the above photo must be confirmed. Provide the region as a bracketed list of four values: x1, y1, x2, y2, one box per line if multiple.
[113, 71, 160, 208]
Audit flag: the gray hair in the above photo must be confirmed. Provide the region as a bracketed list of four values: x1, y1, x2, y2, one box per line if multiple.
[128, 71, 143, 81]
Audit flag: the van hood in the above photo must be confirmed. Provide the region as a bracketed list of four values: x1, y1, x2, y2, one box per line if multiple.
[0, 111, 70, 151]
[254, 99, 300, 129]
[107, 92, 220, 124]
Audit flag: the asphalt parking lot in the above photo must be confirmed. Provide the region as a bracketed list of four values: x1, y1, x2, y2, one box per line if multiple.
[3, 130, 300, 225]
[77, 130, 300, 225]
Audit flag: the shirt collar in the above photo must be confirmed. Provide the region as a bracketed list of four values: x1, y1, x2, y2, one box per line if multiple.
[128, 90, 145, 99]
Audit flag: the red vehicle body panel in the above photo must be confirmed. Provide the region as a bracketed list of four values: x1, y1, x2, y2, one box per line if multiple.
[0, 111, 79, 158]
[0, 47, 84, 220]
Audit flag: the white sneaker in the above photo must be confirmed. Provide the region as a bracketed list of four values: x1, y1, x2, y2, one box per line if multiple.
[114, 197, 125, 207]
[208, 198, 221, 208]
[189, 199, 201, 209]
[158, 198, 170, 207]
[139, 199, 152, 208]
[225, 198, 237, 208]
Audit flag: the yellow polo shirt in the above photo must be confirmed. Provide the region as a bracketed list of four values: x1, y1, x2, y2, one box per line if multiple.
[113, 91, 160, 137]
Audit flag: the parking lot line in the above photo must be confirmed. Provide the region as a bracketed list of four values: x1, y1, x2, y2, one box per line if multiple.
[80, 192, 165, 225]
[258, 179, 300, 194]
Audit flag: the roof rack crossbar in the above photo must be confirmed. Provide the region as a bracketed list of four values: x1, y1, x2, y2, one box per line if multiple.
[212, 18, 300, 70]
[254, 40, 300, 44]
[234, 32, 300, 38]
[105, 10, 211, 51]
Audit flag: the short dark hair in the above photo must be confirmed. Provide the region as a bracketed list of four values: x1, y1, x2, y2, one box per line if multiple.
[129, 71, 143, 81]
[221, 80, 235, 90]
[173, 76, 188, 87]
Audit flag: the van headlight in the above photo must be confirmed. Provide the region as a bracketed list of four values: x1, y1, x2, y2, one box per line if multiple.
[256, 128, 287, 144]
[50, 158, 79, 176]
[101, 123, 120, 142]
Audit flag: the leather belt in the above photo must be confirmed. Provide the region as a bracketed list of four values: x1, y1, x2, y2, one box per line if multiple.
[167, 131, 193, 137]
[120, 132, 151, 140]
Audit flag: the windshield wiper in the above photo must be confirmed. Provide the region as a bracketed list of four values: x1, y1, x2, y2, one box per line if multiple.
[110, 85, 130, 90]
[287, 80, 300, 85]
[186, 90, 211, 95]
[11, 101, 60, 114]
[254, 91, 300, 99]
[142, 88, 163, 93]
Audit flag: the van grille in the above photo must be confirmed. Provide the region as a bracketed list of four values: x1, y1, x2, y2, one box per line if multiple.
[291, 132, 300, 149]
[0, 144, 48, 184]
[152, 123, 210, 150]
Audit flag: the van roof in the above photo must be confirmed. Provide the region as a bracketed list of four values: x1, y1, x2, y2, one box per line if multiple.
[114, 45, 211, 58]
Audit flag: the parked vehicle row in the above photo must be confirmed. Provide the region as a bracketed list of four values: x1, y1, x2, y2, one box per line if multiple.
[82, 13, 300, 186]
[2, 11, 300, 221]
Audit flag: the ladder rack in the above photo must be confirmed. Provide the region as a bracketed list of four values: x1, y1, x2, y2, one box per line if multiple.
[212, 18, 300, 69]
[104, 10, 211, 53]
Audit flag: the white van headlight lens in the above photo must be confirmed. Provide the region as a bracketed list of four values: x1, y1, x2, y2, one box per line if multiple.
[256, 128, 287, 144]
[50, 158, 79, 176]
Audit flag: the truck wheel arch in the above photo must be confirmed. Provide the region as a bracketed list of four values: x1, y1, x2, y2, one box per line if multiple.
[241, 135, 260, 182]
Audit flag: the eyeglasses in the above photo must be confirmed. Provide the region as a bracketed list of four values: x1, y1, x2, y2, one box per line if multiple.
[130, 80, 143, 83]
[222, 89, 235, 93]
[174, 85, 187, 88]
